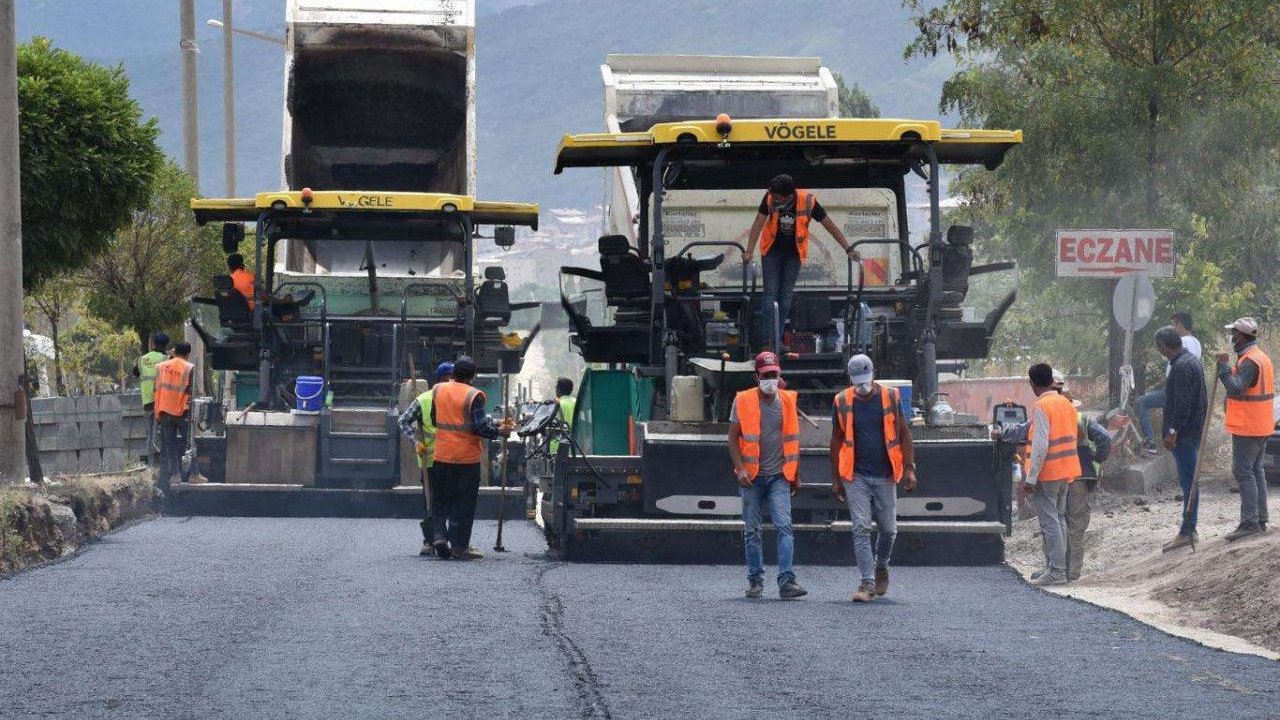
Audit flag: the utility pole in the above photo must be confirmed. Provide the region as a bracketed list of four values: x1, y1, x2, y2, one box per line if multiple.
[0, 0, 27, 483]
[180, 0, 199, 188]
[221, 0, 234, 196]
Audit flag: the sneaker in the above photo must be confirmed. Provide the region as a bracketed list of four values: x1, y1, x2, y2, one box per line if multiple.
[1162, 533, 1195, 553]
[874, 566, 890, 597]
[1030, 573, 1068, 586]
[419, 541, 436, 557]
[779, 581, 808, 600]
[1261, 522, 1269, 533]
[454, 546, 485, 560]
[432, 538, 452, 559]
[1225, 524, 1262, 542]
[851, 582, 876, 602]
[745, 579, 764, 599]
[1029, 569, 1045, 581]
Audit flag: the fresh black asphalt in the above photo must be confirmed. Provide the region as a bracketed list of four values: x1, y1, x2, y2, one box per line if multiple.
[2, 517, 1277, 719]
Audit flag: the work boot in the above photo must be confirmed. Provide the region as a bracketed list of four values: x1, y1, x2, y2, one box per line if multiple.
[432, 538, 452, 559]
[454, 546, 485, 560]
[1261, 522, 1269, 533]
[1030, 573, 1068, 587]
[850, 583, 876, 603]
[778, 581, 808, 600]
[745, 578, 764, 599]
[1162, 532, 1196, 553]
[419, 541, 436, 557]
[1029, 569, 1046, 581]
[1225, 524, 1262, 542]
[874, 566, 890, 597]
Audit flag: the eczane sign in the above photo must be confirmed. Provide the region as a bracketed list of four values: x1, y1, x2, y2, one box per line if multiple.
[1055, 229, 1175, 278]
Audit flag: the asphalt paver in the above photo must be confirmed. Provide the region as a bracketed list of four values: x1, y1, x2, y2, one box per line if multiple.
[2, 517, 1276, 719]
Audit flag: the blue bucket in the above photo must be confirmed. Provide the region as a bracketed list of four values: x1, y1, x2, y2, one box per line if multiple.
[295, 376, 326, 412]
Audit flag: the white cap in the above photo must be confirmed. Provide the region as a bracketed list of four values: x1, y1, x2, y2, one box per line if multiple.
[1224, 317, 1260, 336]
[1051, 369, 1065, 388]
[847, 354, 874, 385]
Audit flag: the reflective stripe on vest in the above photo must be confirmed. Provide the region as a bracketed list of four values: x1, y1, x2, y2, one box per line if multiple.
[137, 350, 166, 406]
[734, 388, 800, 482]
[153, 358, 193, 418]
[433, 381, 486, 464]
[834, 385, 904, 483]
[760, 189, 815, 263]
[1224, 345, 1275, 437]
[1024, 392, 1082, 482]
[415, 388, 438, 469]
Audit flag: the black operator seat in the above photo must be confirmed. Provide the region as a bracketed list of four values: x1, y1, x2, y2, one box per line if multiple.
[211, 274, 252, 328]
[476, 265, 512, 328]
[597, 235, 651, 319]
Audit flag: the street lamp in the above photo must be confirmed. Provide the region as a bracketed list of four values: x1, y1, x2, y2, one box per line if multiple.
[205, 14, 284, 198]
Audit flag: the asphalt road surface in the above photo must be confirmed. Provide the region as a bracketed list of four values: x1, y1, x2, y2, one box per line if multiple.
[3, 517, 1277, 719]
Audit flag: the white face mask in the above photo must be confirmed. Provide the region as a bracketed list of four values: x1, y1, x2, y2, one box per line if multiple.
[855, 382, 874, 396]
[758, 378, 779, 395]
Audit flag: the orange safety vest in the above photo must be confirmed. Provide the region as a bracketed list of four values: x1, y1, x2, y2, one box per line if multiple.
[1024, 391, 1081, 482]
[1224, 345, 1275, 437]
[153, 357, 194, 418]
[834, 385, 905, 483]
[230, 268, 256, 309]
[760, 189, 816, 263]
[734, 388, 801, 483]
[432, 381, 487, 465]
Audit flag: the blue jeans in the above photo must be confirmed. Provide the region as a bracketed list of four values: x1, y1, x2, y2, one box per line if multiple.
[740, 474, 795, 586]
[1169, 437, 1200, 534]
[1136, 389, 1166, 443]
[842, 475, 898, 584]
[761, 252, 801, 349]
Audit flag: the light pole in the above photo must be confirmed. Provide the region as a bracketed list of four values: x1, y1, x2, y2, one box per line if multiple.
[180, 0, 199, 188]
[205, 17, 284, 197]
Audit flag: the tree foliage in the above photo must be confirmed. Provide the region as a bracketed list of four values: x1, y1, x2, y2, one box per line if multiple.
[82, 161, 222, 351]
[833, 73, 881, 118]
[905, 0, 1280, 378]
[18, 37, 162, 289]
[23, 276, 82, 395]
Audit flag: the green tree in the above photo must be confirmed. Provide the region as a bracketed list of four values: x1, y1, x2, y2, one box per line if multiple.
[82, 162, 222, 351]
[833, 72, 881, 118]
[18, 37, 162, 289]
[905, 0, 1280, 380]
[23, 276, 82, 395]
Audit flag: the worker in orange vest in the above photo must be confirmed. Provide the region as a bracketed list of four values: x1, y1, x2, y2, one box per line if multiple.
[153, 342, 195, 492]
[1019, 363, 1082, 586]
[727, 351, 807, 600]
[1215, 317, 1274, 541]
[830, 354, 916, 602]
[426, 356, 514, 560]
[227, 253, 256, 309]
[743, 174, 859, 350]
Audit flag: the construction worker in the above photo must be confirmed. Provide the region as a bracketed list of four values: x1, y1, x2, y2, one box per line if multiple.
[226, 253, 256, 309]
[1216, 317, 1274, 541]
[131, 332, 169, 465]
[727, 351, 807, 600]
[153, 342, 195, 493]
[743, 173, 859, 349]
[397, 360, 455, 556]
[427, 356, 514, 560]
[1136, 311, 1203, 454]
[830, 354, 916, 602]
[1020, 362, 1082, 586]
[1153, 326, 1207, 552]
[549, 376, 576, 455]
[1059, 383, 1112, 580]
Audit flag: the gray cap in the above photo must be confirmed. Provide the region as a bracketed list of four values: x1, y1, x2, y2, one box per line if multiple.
[847, 354, 874, 385]
[1224, 316, 1259, 336]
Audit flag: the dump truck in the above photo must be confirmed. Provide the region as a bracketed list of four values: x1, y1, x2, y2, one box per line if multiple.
[539, 116, 1023, 564]
[172, 1, 538, 515]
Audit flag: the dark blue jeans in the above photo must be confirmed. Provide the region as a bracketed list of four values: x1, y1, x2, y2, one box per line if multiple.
[1136, 389, 1165, 443]
[761, 252, 801, 349]
[740, 474, 795, 586]
[1170, 437, 1200, 534]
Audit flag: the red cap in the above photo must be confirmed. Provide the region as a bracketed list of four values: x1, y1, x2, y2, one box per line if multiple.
[755, 351, 781, 374]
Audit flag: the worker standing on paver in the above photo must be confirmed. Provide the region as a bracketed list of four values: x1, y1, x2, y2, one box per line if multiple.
[131, 332, 169, 466]
[830, 354, 915, 602]
[550, 376, 576, 456]
[152, 342, 194, 493]
[1020, 363, 1081, 586]
[427, 356, 514, 560]
[1216, 317, 1274, 541]
[1153, 326, 1207, 552]
[727, 351, 807, 600]
[398, 360, 455, 556]
[743, 174, 859, 349]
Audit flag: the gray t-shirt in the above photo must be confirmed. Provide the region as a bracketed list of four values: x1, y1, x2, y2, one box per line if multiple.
[731, 392, 784, 477]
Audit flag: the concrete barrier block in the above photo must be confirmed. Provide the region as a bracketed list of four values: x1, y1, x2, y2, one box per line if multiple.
[124, 415, 149, 440]
[119, 392, 143, 414]
[53, 450, 82, 475]
[56, 423, 78, 452]
[77, 421, 103, 449]
[101, 419, 124, 447]
[53, 396, 77, 414]
[100, 447, 126, 471]
[31, 397, 56, 414]
[1103, 453, 1175, 494]
[99, 395, 121, 414]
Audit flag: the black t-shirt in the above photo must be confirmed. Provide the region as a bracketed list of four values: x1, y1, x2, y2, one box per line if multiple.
[759, 194, 826, 257]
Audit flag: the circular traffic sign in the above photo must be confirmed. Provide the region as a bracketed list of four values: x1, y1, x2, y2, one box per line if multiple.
[1112, 274, 1156, 332]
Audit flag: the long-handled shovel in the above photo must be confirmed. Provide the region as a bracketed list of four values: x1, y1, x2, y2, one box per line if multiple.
[494, 368, 512, 553]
